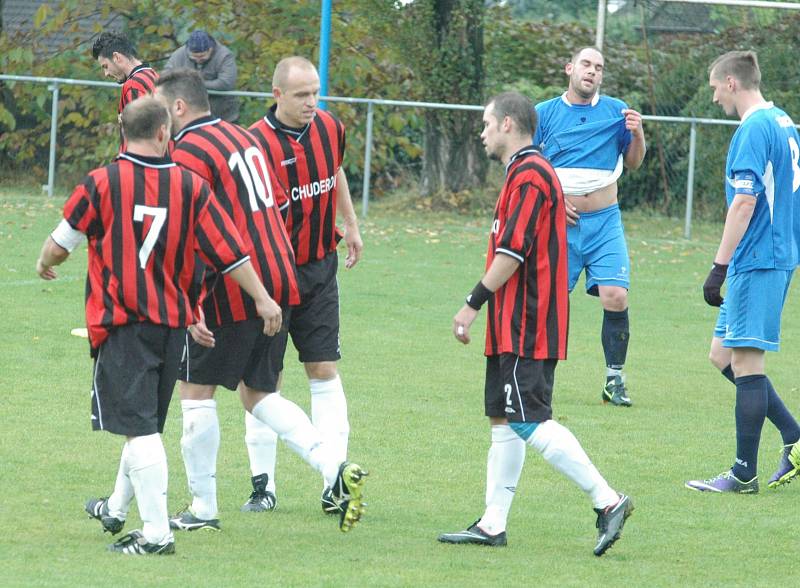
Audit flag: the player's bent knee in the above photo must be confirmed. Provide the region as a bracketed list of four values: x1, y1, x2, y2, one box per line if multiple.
[179, 381, 216, 401]
[304, 361, 338, 380]
[598, 287, 627, 311]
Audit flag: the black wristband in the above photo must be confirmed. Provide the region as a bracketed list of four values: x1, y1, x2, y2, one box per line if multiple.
[466, 281, 492, 310]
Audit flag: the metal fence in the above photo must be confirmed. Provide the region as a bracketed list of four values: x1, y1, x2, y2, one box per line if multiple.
[0, 73, 773, 238]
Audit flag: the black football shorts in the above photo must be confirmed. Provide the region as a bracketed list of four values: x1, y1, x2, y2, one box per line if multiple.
[484, 354, 557, 422]
[289, 251, 341, 363]
[91, 322, 184, 436]
[180, 316, 289, 393]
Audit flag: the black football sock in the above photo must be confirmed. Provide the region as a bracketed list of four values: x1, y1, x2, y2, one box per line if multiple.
[602, 308, 629, 381]
[731, 375, 768, 482]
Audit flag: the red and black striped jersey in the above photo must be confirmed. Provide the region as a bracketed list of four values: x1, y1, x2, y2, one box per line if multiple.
[119, 64, 158, 114]
[171, 115, 300, 327]
[249, 105, 345, 265]
[118, 64, 158, 151]
[62, 152, 249, 351]
[485, 147, 569, 360]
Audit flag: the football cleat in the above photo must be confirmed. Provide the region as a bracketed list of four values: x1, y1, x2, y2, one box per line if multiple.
[594, 493, 634, 557]
[437, 521, 507, 547]
[330, 462, 368, 532]
[169, 509, 220, 532]
[768, 440, 800, 489]
[108, 530, 175, 555]
[321, 486, 344, 516]
[241, 474, 277, 512]
[603, 375, 632, 407]
[85, 497, 125, 535]
[685, 470, 759, 494]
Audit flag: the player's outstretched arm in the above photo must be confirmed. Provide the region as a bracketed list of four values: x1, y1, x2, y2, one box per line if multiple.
[226, 261, 282, 336]
[336, 167, 363, 269]
[36, 236, 70, 280]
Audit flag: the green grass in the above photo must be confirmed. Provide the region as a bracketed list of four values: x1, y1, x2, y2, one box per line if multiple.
[2, 190, 800, 587]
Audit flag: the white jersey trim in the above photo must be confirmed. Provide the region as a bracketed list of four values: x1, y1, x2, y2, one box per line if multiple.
[495, 248, 525, 263]
[220, 255, 251, 275]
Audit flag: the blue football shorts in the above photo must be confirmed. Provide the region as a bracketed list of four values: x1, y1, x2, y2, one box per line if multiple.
[567, 203, 630, 295]
[713, 268, 794, 352]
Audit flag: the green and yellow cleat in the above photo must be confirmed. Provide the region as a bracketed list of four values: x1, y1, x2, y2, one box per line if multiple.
[332, 462, 369, 533]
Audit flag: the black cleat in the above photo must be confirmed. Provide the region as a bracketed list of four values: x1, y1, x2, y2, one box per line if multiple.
[321, 486, 344, 516]
[108, 530, 175, 555]
[241, 473, 277, 512]
[437, 521, 507, 547]
[593, 493, 633, 556]
[330, 462, 368, 532]
[169, 509, 220, 531]
[85, 497, 124, 535]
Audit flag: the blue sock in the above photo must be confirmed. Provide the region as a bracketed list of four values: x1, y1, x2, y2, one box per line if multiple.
[601, 308, 629, 379]
[731, 375, 768, 482]
[765, 377, 800, 445]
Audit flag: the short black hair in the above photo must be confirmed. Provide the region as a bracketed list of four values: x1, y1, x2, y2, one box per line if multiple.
[120, 97, 169, 142]
[486, 91, 537, 137]
[155, 69, 211, 112]
[91, 32, 137, 60]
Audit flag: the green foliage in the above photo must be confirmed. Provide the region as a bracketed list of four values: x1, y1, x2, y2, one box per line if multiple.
[2, 4, 799, 215]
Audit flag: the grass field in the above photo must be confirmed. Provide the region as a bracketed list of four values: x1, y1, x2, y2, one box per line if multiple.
[2, 190, 800, 587]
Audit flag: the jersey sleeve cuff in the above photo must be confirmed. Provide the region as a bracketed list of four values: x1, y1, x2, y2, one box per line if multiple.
[50, 218, 84, 252]
[495, 248, 525, 263]
[220, 255, 250, 275]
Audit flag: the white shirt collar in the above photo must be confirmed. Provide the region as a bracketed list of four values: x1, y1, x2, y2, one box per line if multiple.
[560, 91, 600, 107]
[741, 101, 773, 122]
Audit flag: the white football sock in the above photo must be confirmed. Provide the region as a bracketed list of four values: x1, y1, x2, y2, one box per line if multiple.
[245, 410, 278, 492]
[180, 399, 219, 520]
[251, 393, 339, 487]
[528, 420, 618, 509]
[310, 375, 350, 464]
[127, 434, 172, 545]
[478, 424, 526, 535]
[106, 441, 133, 520]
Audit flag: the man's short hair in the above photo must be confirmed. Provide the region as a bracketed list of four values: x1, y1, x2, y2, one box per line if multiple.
[708, 50, 761, 90]
[571, 46, 603, 64]
[272, 56, 317, 89]
[486, 92, 537, 137]
[156, 69, 211, 112]
[91, 32, 137, 60]
[121, 97, 170, 142]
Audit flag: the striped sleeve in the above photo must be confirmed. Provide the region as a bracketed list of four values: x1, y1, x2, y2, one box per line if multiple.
[496, 183, 543, 262]
[63, 173, 101, 236]
[193, 183, 249, 273]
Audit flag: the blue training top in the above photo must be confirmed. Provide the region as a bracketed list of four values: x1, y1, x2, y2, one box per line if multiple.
[534, 93, 632, 171]
[726, 102, 800, 275]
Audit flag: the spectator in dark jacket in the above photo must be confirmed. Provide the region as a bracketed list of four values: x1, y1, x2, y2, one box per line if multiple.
[165, 31, 239, 122]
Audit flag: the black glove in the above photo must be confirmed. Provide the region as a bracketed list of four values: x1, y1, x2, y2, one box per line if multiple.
[703, 263, 728, 307]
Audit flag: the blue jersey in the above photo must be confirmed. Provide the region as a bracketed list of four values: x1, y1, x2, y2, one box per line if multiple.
[726, 103, 800, 275]
[534, 94, 632, 172]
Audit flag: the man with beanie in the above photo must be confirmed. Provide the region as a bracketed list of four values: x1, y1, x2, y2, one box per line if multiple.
[165, 30, 240, 122]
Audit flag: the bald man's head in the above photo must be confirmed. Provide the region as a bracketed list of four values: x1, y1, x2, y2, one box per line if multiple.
[121, 96, 170, 142]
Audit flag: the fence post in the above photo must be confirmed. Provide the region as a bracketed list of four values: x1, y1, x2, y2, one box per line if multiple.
[44, 82, 60, 197]
[684, 120, 697, 239]
[361, 101, 375, 218]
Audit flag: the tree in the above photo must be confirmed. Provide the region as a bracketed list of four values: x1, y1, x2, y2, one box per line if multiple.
[381, 0, 488, 196]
